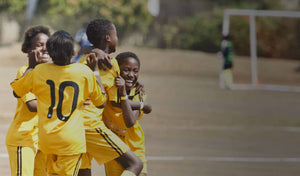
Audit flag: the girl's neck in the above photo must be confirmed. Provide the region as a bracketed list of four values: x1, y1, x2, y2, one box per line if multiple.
[97, 44, 109, 54]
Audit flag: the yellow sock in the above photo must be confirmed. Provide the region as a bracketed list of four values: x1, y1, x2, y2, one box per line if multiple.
[121, 170, 136, 176]
[223, 69, 233, 88]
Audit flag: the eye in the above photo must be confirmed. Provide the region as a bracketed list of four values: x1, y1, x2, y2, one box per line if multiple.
[34, 43, 43, 48]
[134, 69, 139, 74]
[122, 68, 130, 72]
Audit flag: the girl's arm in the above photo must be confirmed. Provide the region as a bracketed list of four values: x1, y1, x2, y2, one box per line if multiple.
[111, 97, 152, 114]
[84, 47, 112, 70]
[26, 99, 37, 112]
[129, 80, 152, 114]
[116, 76, 139, 128]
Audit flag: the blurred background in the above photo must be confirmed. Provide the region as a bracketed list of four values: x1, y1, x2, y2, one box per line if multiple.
[0, 0, 299, 60]
[0, 1, 300, 176]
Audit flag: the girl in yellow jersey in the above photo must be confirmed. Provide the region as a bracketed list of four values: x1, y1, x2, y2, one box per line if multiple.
[77, 18, 143, 176]
[6, 25, 50, 176]
[11, 30, 107, 176]
[103, 52, 152, 176]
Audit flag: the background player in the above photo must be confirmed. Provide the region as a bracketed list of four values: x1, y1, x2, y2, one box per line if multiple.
[6, 25, 50, 176]
[73, 22, 92, 63]
[220, 34, 234, 89]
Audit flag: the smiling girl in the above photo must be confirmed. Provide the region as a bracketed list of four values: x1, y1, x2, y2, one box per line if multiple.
[6, 25, 50, 176]
[103, 52, 152, 176]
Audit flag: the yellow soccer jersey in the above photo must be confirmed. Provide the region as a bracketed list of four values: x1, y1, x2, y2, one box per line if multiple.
[103, 86, 147, 173]
[11, 63, 106, 155]
[103, 87, 146, 135]
[79, 54, 120, 91]
[99, 57, 120, 92]
[77, 54, 120, 129]
[6, 65, 38, 148]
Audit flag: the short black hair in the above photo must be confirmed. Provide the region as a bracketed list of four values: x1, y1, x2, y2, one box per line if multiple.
[46, 30, 74, 65]
[116, 51, 140, 68]
[86, 18, 113, 47]
[21, 25, 50, 53]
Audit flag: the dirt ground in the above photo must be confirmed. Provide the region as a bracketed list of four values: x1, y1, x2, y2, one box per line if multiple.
[0, 43, 300, 175]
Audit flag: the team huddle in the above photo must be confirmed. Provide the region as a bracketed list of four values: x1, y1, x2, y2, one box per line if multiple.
[6, 18, 152, 176]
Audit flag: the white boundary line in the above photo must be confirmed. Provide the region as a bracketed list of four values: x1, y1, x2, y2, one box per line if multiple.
[176, 126, 300, 132]
[147, 156, 300, 162]
[1, 153, 300, 163]
[231, 84, 300, 93]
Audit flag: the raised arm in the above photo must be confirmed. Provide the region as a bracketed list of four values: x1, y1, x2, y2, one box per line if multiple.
[12, 49, 40, 98]
[115, 75, 139, 128]
[110, 80, 152, 114]
[84, 47, 112, 70]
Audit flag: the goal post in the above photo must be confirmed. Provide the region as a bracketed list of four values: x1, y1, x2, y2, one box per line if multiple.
[221, 9, 300, 93]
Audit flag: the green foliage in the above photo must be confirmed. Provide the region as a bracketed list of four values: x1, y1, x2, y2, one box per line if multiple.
[35, 0, 152, 39]
[215, 0, 282, 9]
[1, 0, 300, 59]
[153, 0, 300, 59]
[0, 0, 26, 21]
[0, 0, 26, 13]
[229, 16, 250, 55]
[157, 8, 223, 52]
[0, 0, 152, 41]
[256, 17, 300, 59]
[180, 10, 223, 52]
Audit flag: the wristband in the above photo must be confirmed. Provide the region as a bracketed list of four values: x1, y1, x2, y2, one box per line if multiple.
[120, 95, 128, 100]
[140, 102, 144, 110]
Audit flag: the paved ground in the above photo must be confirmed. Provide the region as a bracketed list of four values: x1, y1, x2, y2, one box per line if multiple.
[0, 44, 300, 175]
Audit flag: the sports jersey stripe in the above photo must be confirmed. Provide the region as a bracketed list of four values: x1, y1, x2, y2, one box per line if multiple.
[103, 132, 124, 156]
[95, 128, 123, 156]
[17, 146, 22, 176]
[95, 128, 122, 156]
[73, 154, 82, 176]
[17, 146, 19, 176]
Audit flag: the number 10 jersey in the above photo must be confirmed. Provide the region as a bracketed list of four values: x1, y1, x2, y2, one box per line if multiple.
[11, 63, 106, 155]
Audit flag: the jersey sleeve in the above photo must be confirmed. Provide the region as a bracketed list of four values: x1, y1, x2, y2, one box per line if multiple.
[88, 71, 106, 107]
[107, 86, 119, 103]
[21, 92, 36, 103]
[99, 57, 120, 91]
[11, 70, 34, 98]
[78, 54, 88, 64]
[16, 67, 25, 79]
[14, 66, 36, 102]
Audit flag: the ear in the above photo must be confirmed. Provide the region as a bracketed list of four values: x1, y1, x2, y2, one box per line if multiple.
[105, 34, 111, 42]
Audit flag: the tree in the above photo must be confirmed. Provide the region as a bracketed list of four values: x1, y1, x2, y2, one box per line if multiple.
[0, 0, 152, 42]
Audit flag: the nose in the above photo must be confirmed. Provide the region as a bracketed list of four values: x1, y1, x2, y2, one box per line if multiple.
[128, 71, 134, 78]
[41, 44, 47, 51]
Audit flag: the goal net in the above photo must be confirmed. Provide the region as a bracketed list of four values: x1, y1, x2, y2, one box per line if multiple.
[221, 9, 300, 92]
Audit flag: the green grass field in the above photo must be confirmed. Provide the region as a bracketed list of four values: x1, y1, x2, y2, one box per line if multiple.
[0, 44, 300, 175]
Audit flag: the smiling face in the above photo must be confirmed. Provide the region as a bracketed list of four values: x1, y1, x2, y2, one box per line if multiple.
[119, 57, 140, 90]
[30, 33, 50, 63]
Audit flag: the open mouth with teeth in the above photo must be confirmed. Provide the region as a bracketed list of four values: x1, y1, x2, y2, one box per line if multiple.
[39, 53, 50, 63]
[125, 79, 135, 88]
